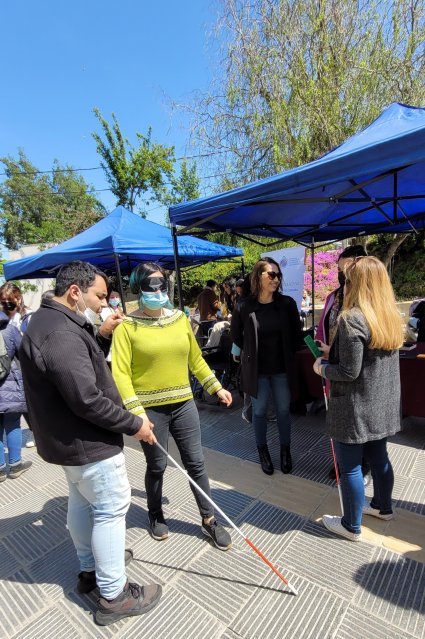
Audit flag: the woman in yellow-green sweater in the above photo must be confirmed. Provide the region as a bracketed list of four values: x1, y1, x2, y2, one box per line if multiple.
[112, 262, 233, 551]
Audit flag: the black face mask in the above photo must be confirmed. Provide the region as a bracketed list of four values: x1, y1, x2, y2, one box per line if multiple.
[337, 272, 346, 287]
[1, 301, 17, 311]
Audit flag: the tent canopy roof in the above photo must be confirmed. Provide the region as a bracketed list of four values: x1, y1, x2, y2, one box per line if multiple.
[3, 206, 243, 280]
[169, 103, 425, 243]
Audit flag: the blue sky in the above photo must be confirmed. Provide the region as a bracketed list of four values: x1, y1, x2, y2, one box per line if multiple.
[1, 0, 218, 231]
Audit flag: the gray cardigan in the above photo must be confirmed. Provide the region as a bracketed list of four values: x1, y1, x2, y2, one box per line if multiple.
[323, 308, 401, 444]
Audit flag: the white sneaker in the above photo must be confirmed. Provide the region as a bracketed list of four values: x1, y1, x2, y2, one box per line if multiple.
[322, 515, 362, 542]
[363, 503, 394, 520]
[25, 440, 35, 448]
[363, 473, 371, 487]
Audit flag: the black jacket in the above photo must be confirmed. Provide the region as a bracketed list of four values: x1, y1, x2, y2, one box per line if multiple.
[19, 299, 142, 466]
[231, 294, 303, 398]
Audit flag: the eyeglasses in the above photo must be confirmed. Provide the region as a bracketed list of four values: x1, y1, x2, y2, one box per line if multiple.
[262, 271, 282, 281]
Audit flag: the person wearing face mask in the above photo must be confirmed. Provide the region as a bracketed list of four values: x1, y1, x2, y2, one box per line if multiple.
[0, 283, 35, 447]
[0, 283, 32, 332]
[315, 245, 371, 484]
[19, 261, 162, 626]
[112, 261, 233, 551]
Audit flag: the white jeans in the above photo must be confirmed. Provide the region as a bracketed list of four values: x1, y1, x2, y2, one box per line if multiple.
[62, 452, 131, 599]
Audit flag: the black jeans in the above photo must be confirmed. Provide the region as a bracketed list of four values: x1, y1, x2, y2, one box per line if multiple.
[141, 399, 213, 519]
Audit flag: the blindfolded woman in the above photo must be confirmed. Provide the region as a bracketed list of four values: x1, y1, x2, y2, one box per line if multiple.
[112, 262, 233, 551]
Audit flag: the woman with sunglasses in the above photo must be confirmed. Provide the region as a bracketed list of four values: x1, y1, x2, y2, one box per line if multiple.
[313, 256, 403, 541]
[0, 283, 32, 332]
[231, 257, 303, 475]
[112, 262, 233, 550]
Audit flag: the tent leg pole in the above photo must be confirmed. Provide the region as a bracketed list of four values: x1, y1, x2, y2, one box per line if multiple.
[311, 238, 315, 329]
[114, 254, 127, 314]
[241, 257, 245, 278]
[172, 223, 184, 310]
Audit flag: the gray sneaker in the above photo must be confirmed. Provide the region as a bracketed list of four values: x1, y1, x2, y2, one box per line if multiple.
[9, 460, 32, 479]
[0, 467, 7, 482]
[201, 518, 232, 551]
[148, 510, 169, 541]
[95, 581, 162, 626]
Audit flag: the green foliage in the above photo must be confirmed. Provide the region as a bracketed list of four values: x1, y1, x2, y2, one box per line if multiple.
[384, 232, 425, 299]
[0, 150, 105, 250]
[185, 0, 425, 266]
[161, 159, 201, 208]
[191, 0, 425, 180]
[92, 109, 175, 215]
[180, 234, 295, 303]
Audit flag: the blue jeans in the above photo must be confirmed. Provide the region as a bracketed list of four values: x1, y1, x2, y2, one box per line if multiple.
[335, 438, 394, 534]
[251, 374, 291, 447]
[141, 399, 213, 519]
[62, 452, 131, 600]
[0, 413, 22, 466]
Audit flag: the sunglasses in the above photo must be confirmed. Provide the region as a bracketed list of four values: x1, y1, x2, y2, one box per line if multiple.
[139, 276, 168, 293]
[262, 271, 282, 281]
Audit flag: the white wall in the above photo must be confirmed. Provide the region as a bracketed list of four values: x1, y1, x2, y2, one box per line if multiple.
[8, 245, 55, 311]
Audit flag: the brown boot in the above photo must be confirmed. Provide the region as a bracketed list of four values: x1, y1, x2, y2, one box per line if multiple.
[95, 581, 162, 626]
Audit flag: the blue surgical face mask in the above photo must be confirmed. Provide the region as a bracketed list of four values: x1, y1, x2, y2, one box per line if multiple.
[109, 298, 121, 308]
[140, 290, 170, 311]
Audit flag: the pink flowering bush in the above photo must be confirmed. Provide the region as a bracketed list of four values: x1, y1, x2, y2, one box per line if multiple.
[304, 250, 339, 303]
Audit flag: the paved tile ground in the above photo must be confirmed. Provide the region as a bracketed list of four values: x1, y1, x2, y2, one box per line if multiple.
[0, 397, 424, 639]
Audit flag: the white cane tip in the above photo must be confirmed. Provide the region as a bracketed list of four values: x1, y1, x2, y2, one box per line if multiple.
[288, 584, 298, 596]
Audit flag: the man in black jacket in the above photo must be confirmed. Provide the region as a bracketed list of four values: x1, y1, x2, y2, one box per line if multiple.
[19, 261, 162, 626]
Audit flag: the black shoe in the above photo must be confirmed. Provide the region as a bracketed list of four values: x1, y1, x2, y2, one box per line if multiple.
[95, 581, 162, 626]
[0, 467, 6, 482]
[8, 460, 32, 479]
[257, 444, 274, 475]
[77, 549, 134, 594]
[280, 445, 292, 474]
[201, 518, 232, 551]
[148, 510, 169, 541]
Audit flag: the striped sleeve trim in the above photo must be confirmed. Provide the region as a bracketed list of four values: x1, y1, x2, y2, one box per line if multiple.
[201, 373, 222, 396]
[130, 407, 147, 417]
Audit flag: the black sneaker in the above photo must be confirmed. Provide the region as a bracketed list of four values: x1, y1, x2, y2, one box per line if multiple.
[0, 467, 6, 482]
[9, 460, 32, 479]
[95, 581, 162, 626]
[77, 549, 134, 594]
[148, 510, 169, 541]
[201, 518, 232, 551]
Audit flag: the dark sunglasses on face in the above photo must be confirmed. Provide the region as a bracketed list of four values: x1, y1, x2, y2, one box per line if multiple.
[1, 300, 17, 310]
[263, 271, 282, 281]
[139, 276, 168, 293]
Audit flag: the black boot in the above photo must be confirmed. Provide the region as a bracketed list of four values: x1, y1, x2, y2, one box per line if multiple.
[257, 444, 274, 475]
[280, 445, 292, 474]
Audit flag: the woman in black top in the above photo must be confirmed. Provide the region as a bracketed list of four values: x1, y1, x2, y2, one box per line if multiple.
[231, 258, 302, 475]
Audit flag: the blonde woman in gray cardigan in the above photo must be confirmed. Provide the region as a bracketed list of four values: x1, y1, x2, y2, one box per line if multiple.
[313, 256, 403, 541]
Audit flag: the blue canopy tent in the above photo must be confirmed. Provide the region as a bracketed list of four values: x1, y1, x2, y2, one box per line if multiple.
[3, 206, 243, 310]
[169, 103, 425, 242]
[169, 103, 425, 308]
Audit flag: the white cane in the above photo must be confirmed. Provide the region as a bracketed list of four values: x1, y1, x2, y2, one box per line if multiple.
[155, 441, 298, 596]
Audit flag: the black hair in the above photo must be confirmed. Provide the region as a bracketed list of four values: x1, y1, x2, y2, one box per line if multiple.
[206, 279, 217, 288]
[129, 261, 167, 294]
[54, 261, 108, 297]
[41, 289, 55, 301]
[339, 244, 367, 260]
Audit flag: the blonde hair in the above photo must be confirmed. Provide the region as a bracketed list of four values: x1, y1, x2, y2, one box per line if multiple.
[342, 256, 403, 350]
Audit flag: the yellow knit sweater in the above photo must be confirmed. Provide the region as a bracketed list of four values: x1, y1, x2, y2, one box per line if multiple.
[112, 309, 222, 416]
